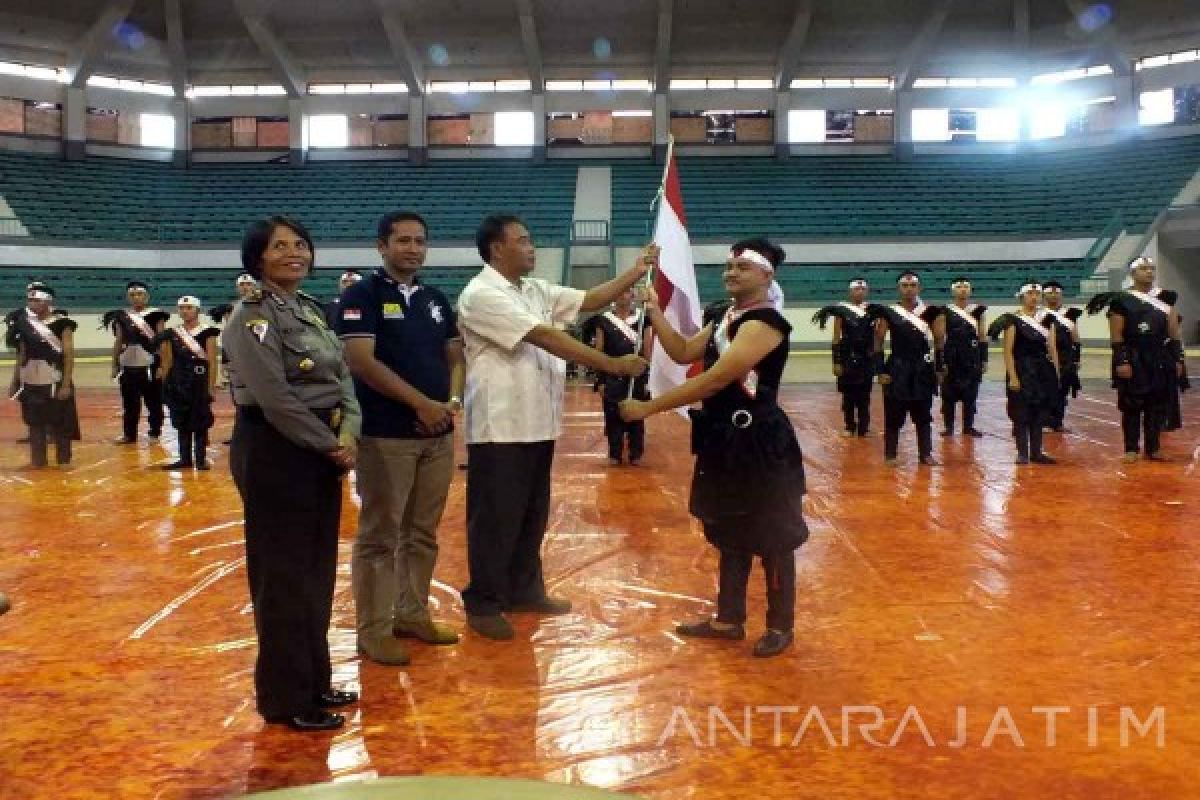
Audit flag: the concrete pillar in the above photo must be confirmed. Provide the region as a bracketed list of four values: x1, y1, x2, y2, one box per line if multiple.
[1113, 71, 1140, 132]
[653, 91, 669, 163]
[532, 92, 546, 162]
[63, 87, 86, 161]
[172, 98, 190, 168]
[408, 94, 427, 166]
[287, 97, 306, 166]
[774, 89, 790, 159]
[894, 90, 914, 161]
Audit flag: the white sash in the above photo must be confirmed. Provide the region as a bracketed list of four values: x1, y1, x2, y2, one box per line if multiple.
[714, 302, 775, 398]
[1128, 289, 1172, 317]
[946, 303, 979, 328]
[602, 311, 640, 346]
[1040, 308, 1076, 333]
[892, 303, 934, 348]
[24, 310, 62, 353]
[175, 326, 209, 361]
[837, 301, 868, 318]
[124, 309, 156, 340]
[1015, 312, 1049, 340]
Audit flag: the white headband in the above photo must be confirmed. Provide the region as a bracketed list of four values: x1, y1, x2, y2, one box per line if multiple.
[1128, 257, 1154, 272]
[951, 281, 971, 290]
[340, 272, 363, 282]
[236, 275, 256, 285]
[1016, 283, 1041, 297]
[848, 279, 868, 289]
[27, 289, 52, 301]
[177, 295, 201, 307]
[730, 249, 775, 273]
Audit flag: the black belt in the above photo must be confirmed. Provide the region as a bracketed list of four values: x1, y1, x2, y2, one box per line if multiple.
[237, 405, 341, 429]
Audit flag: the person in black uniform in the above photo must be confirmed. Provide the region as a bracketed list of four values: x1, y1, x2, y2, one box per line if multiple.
[813, 277, 875, 437]
[6, 285, 80, 467]
[989, 283, 1060, 464]
[621, 238, 807, 658]
[225, 216, 362, 732]
[939, 277, 986, 438]
[105, 281, 168, 443]
[592, 288, 651, 465]
[324, 270, 363, 327]
[156, 296, 220, 471]
[9, 280, 59, 445]
[1087, 257, 1184, 462]
[1038, 281, 1082, 433]
[870, 271, 946, 466]
[1164, 313, 1189, 432]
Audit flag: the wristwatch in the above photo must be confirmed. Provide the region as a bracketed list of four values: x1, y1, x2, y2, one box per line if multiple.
[448, 395, 463, 412]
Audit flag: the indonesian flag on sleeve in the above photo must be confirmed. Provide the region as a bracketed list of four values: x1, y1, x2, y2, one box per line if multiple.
[648, 153, 703, 405]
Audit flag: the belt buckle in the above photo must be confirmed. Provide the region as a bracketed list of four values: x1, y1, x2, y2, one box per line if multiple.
[194, 365, 207, 375]
[731, 409, 753, 429]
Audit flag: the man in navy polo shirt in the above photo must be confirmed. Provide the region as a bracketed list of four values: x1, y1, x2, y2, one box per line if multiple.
[336, 211, 465, 666]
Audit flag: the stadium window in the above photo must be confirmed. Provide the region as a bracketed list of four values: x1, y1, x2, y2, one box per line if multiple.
[1029, 67, 1112, 85]
[670, 79, 708, 90]
[787, 109, 825, 142]
[736, 79, 773, 89]
[912, 109, 951, 141]
[496, 80, 533, 92]
[976, 107, 1019, 141]
[546, 80, 584, 91]
[612, 79, 652, 91]
[0, 61, 67, 83]
[495, 111, 535, 146]
[468, 81, 496, 93]
[1137, 54, 1170, 70]
[706, 79, 736, 89]
[140, 113, 175, 148]
[1139, 88, 1175, 126]
[229, 85, 256, 96]
[790, 79, 824, 89]
[344, 83, 372, 94]
[309, 114, 348, 148]
[1170, 50, 1200, 64]
[429, 81, 469, 94]
[1029, 105, 1066, 139]
[583, 80, 612, 91]
[256, 85, 287, 95]
[612, 109, 652, 117]
[369, 83, 408, 94]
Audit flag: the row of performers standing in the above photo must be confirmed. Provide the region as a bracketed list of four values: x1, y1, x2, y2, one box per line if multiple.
[814, 262, 1186, 465]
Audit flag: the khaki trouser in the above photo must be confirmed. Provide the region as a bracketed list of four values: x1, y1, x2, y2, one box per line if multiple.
[352, 433, 455, 641]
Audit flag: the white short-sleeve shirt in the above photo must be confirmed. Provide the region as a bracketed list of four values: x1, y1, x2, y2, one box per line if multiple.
[457, 265, 585, 444]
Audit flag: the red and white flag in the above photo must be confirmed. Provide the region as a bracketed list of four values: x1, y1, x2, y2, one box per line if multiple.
[648, 151, 702, 404]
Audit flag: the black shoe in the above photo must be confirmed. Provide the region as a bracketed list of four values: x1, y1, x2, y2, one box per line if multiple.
[1031, 453, 1057, 465]
[629, 458, 641, 466]
[676, 619, 746, 640]
[918, 455, 940, 466]
[1050, 426, 1069, 434]
[148, 430, 161, 440]
[509, 596, 572, 615]
[753, 629, 794, 658]
[195, 462, 211, 471]
[467, 614, 515, 640]
[963, 428, 984, 438]
[158, 461, 193, 470]
[266, 710, 345, 732]
[608, 457, 622, 466]
[16, 436, 28, 444]
[114, 436, 136, 445]
[316, 689, 358, 708]
[221, 438, 233, 446]
[1146, 452, 1170, 462]
[1015, 455, 1030, 465]
[940, 429, 954, 437]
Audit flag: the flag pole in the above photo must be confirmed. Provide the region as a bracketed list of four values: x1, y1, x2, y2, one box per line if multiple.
[627, 134, 675, 400]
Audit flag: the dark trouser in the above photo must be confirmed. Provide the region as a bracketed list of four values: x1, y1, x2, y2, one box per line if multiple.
[1049, 382, 1071, 429]
[119, 367, 163, 439]
[1121, 404, 1163, 455]
[29, 422, 71, 466]
[883, 393, 933, 459]
[714, 547, 796, 632]
[462, 441, 556, 616]
[941, 379, 980, 432]
[841, 382, 872, 435]
[231, 409, 342, 720]
[602, 398, 645, 461]
[174, 429, 210, 466]
[1007, 391, 1047, 460]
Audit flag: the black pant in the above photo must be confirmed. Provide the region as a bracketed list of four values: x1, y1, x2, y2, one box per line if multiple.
[941, 379, 980, 432]
[1121, 404, 1163, 455]
[462, 441, 555, 616]
[602, 398, 645, 461]
[1007, 391, 1048, 460]
[840, 381, 872, 434]
[230, 410, 342, 719]
[119, 367, 163, 439]
[1049, 382, 1071, 429]
[29, 423, 70, 466]
[714, 547, 796, 632]
[174, 429, 210, 465]
[883, 393, 933, 459]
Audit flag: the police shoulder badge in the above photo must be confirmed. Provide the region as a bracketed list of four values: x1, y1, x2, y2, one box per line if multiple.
[247, 318, 270, 343]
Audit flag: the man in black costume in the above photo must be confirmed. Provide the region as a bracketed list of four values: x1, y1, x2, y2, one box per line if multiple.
[939, 277, 986, 438]
[813, 278, 874, 437]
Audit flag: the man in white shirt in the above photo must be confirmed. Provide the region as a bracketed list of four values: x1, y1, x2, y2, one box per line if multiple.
[457, 214, 653, 640]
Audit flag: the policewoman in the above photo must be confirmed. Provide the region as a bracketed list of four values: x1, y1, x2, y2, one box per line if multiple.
[224, 216, 362, 732]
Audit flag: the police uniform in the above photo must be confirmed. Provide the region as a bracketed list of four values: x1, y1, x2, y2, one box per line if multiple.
[223, 285, 361, 723]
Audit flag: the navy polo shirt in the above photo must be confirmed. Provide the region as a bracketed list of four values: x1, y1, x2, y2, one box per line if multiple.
[335, 269, 458, 438]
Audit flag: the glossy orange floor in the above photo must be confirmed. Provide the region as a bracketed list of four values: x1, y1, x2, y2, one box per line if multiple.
[1, 377, 1197, 799]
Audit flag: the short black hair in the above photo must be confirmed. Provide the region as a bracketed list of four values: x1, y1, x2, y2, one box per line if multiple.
[897, 270, 920, 283]
[951, 275, 971, 285]
[476, 214, 525, 264]
[377, 211, 429, 242]
[731, 237, 786, 268]
[126, 280, 149, 291]
[241, 215, 315, 279]
[1042, 280, 1064, 290]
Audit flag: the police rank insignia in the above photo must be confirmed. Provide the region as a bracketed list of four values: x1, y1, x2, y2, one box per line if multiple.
[299, 357, 315, 371]
[247, 319, 270, 343]
[382, 302, 404, 320]
[429, 302, 444, 324]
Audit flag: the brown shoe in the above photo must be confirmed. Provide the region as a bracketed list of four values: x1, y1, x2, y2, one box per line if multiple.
[393, 618, 460, 645]
[356, 636, 410, 666]
[509, 596, 572, 615]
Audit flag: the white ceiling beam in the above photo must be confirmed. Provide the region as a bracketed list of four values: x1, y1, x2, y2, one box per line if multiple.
[233, 0, 307, 98]
[894, 0, 956, 90]
[774, 0, 814, 91]
[164, 0, 187, 97]
[66, 0, 136, 88]
[515, 0, 543, 90]
[654, 0, 673, 92]
[373, 0, 425, 95]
